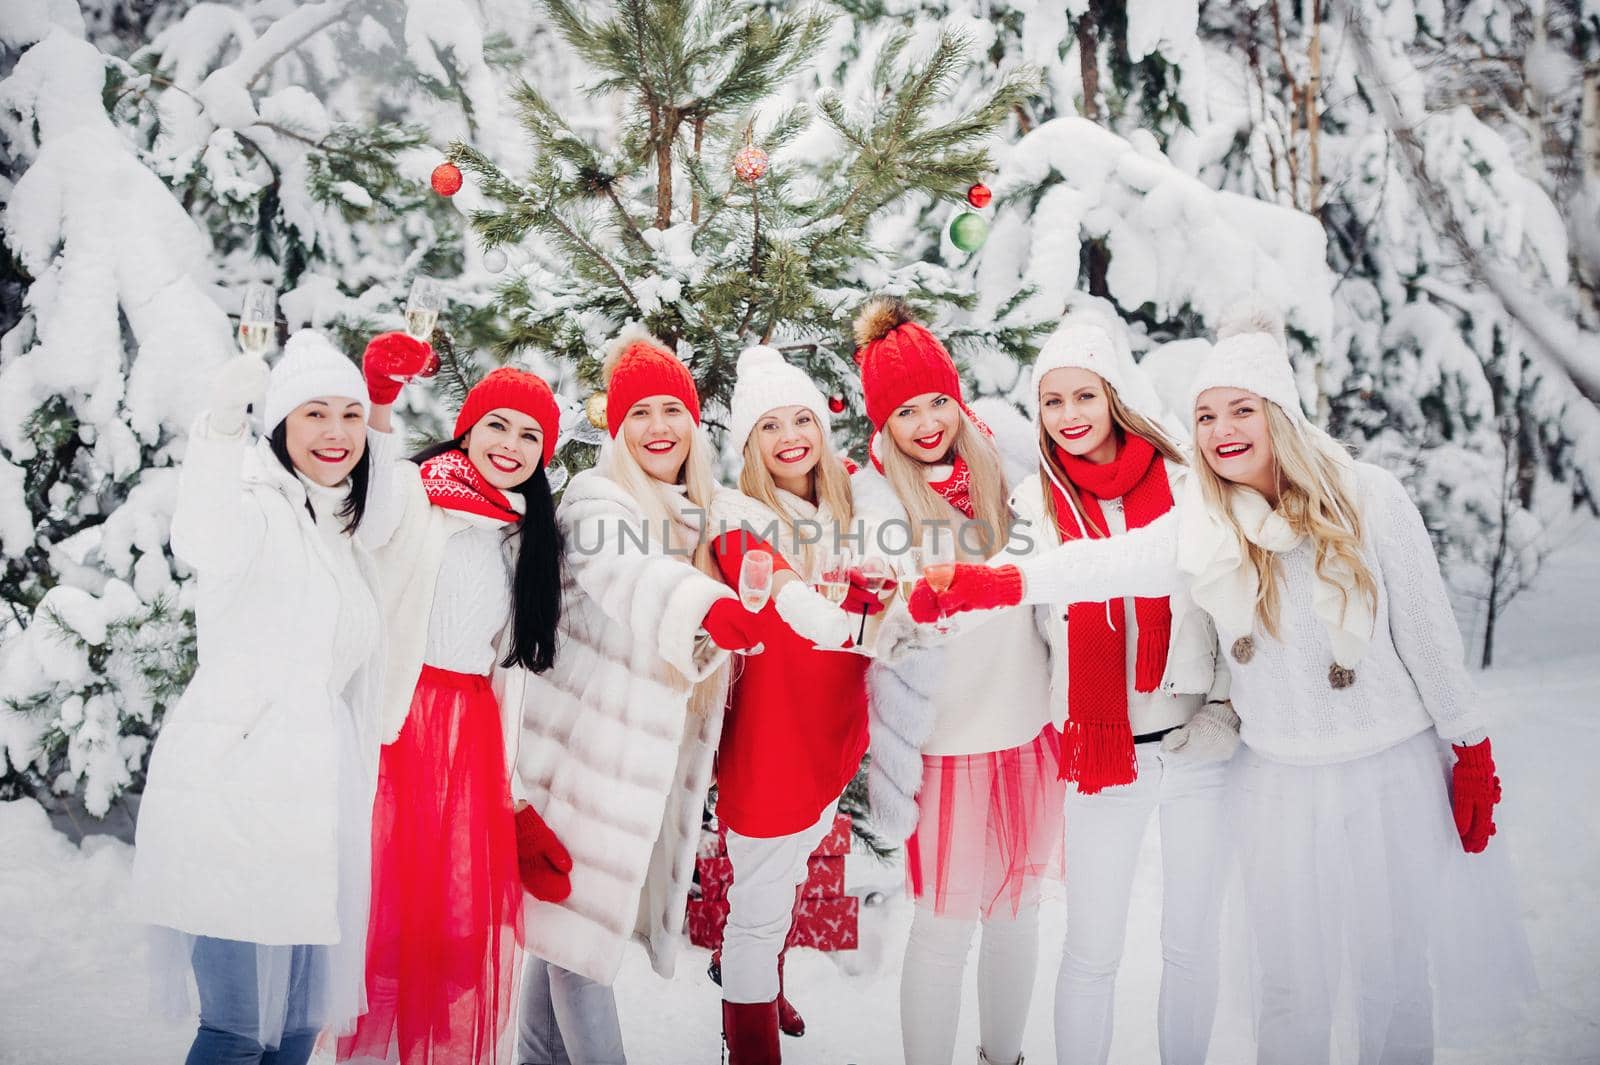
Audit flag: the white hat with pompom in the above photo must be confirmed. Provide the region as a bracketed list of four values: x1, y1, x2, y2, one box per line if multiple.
[1030, 315, 1166, 426]
[1185, 299, 1307, 422]
[728, 345, 831, 450]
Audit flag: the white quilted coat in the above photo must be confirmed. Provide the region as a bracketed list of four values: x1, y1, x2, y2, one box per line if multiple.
[511, 467, 733, 985]
[130, 421, 395, 945]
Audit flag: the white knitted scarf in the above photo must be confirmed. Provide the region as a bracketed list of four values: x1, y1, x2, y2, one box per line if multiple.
[1175, 467, 1373, 670]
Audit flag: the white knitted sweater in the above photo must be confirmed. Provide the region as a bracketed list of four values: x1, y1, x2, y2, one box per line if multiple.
[1017, 462, 1485, 765]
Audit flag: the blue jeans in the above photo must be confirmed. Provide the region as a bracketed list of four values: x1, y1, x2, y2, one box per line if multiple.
[517, 954, 626, 1065]
[184, 937, 320, 1065]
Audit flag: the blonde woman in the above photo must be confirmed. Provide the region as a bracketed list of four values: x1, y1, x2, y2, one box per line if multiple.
[1006, 320, 1235, 1065]
[852, 297, 1063, 1065]
[510, 327, 761, 1064]
[703, 345, 887, 1063]
[917, 306, 1534, 1063]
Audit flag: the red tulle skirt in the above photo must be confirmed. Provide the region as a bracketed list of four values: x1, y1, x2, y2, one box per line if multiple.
[905, 726, 1066, 920]
[337, 666, 523, 1065]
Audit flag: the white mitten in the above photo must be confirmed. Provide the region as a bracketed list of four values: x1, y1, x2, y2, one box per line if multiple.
[774, 581, 855, 649]
[1161, 701, 1242, 763]
[207, 356, 270, 436]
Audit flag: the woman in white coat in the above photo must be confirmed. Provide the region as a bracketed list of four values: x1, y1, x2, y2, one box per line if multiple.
[511, 326, 762, 1064]
[131, 330, 418, 1065]
[1008, 320, 1235, 1065]
[850, 297, 1063, 1065]
[916, 305, 1535, 1064]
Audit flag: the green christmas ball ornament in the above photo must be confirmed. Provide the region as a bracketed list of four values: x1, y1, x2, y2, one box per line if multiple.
[949, 211, 988, 253]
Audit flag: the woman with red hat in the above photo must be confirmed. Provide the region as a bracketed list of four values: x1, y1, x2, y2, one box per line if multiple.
[850, 297, 1063, 1065]
[507, 325, 761, 1063]
[337, 355, 571, 1065]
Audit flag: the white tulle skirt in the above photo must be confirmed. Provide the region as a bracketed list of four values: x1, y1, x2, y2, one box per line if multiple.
[147, 699, 372, 1050]
[1225, 728, 1534, 1062]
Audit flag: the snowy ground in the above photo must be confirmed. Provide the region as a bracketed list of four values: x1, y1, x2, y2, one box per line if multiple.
[3, 528, 1597, 1065]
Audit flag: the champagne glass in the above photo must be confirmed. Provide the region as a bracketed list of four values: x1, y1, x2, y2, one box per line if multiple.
[737, 549, 774, 656]
[811, 549, 852, 606]
[922, 533, 957, 634]
[854, 555, 892, 645]
[896, 547, 925, 604]
[405, 276, 443, 377]
[238, 283, 276, 357]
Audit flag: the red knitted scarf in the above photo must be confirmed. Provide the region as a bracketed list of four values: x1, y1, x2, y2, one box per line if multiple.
[1048, 433, 1174, 794]
[418, 449, 519, 523]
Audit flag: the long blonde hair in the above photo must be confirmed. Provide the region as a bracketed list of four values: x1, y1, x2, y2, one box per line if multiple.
[1192, 402, 1378, 638]
[738, 431, 856, 578]
[1038, 376, 1186, 543]
[881, 408, 1010, 560]
[599, 426, 721, 580]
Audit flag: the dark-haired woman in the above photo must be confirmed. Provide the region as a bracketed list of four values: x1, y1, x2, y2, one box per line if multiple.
[132, 330, 418, 1065]
[338, 363, 570, 1065]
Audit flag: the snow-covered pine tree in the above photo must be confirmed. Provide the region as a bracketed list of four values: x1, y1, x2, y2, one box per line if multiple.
[0, 0, 515, 814]
[448, 0, 1037, 464]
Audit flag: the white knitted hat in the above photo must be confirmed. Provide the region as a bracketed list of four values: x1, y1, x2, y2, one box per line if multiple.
[1185, 300, 1307, 423]
[1030, 319, 1166, 425]
[264, 330, 368, 430]
[728, 345, 831, 449]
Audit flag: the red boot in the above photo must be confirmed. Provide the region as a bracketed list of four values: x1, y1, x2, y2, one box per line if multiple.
[722, 1000, 781, 1064]
[776, 953, 804, 1037]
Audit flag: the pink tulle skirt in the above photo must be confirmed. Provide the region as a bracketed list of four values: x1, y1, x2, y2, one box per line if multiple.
[905, 726, 1066, 919]
[337, 666, 522, 1065]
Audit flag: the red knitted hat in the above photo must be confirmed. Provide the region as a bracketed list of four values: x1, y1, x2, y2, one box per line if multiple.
[852, 296, 965, 429]
[602, 324, 701, 437]
[454, 366, 562, 467]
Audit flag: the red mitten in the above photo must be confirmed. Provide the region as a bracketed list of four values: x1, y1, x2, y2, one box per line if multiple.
[935, 563, 1025, 616]
[362, 331, 434, 405]
[515, 805, 573, 902]
[702, 597, 762, 652]
[906, 580, 942, 624]
[842, 569, 888, 616]
[1450, 738, 1502, 854]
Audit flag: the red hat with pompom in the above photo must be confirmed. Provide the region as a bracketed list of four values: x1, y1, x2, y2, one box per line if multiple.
[852, 296, 965, 430]
[454, 367, 562, 467]
[601, 323, 701, 437]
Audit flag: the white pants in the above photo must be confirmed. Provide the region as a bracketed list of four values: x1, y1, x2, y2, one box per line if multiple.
[721, 800, 839, 1004]
[900, 902, 1040, 1065]
[1054, 743, 1228, 1065]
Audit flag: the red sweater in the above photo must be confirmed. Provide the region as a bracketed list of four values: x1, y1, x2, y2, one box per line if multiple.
[711, 532, 870, 839]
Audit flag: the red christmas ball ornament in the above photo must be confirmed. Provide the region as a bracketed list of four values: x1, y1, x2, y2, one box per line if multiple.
[431, 162, 463, 197]
[828, 393, 846, 415]
[733, 145, 769, 184]
[966, 182, 993, 209]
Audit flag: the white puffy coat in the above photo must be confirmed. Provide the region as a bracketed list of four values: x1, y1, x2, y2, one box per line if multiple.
[130, 421, 396, 946]
[511, 468, 732, 985]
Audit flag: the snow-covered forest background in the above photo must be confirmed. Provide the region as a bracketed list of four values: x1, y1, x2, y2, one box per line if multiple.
[5, 0, 1598, 824]
[2, 1, 1599, 1062]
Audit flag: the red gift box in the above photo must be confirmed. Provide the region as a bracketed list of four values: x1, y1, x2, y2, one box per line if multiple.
[697, 855, 845, 903]
[686, 895, 859, 952]
[687, 813, 858, 951]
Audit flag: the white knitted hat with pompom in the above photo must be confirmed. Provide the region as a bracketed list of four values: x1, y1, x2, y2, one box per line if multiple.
[1030, 317, 1166, 426]
[264, 330, 367, 431]
[728, 345, 831, 450]
[1185, 299, 1307, 423]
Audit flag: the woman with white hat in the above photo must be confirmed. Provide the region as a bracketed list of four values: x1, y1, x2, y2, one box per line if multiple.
[131, 329, 429, 1065]
[703, 345, 887, 1063]
[1006, 318, 1234, 1065]
[914, 304, 1534, 1063]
